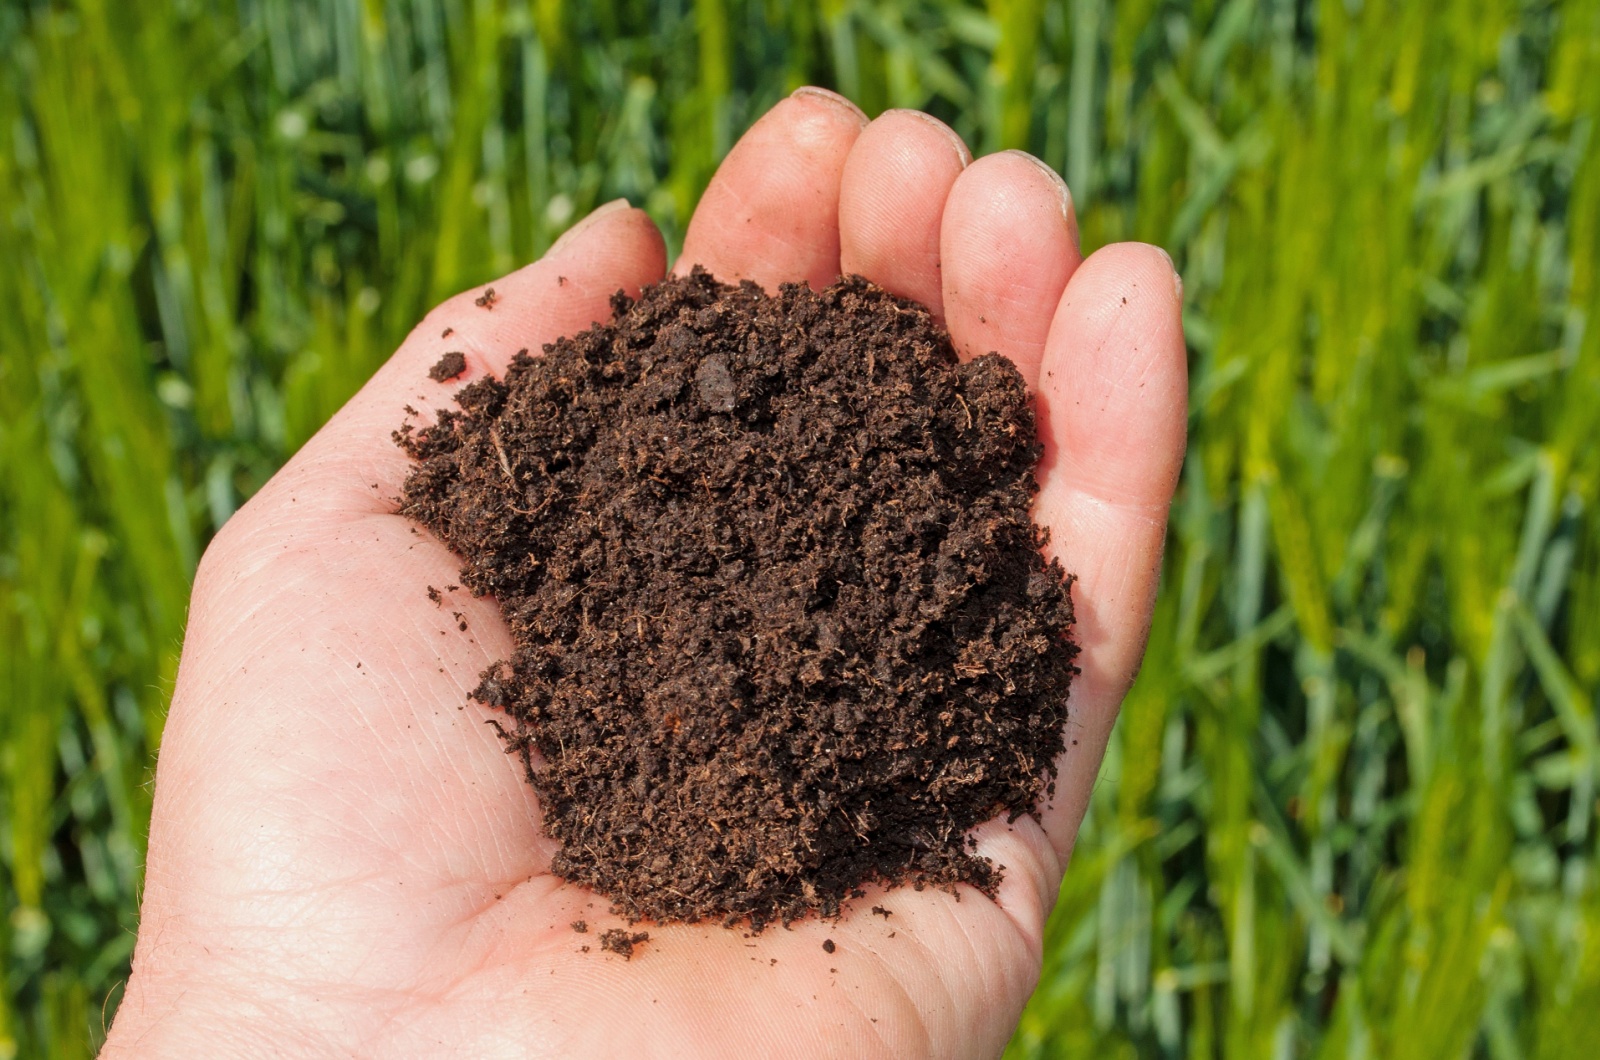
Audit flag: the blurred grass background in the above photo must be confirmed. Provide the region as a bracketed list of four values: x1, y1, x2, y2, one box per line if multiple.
[1, 0, 1597, 1055]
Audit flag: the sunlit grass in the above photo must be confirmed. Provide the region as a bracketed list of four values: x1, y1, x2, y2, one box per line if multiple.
[2, 1, 1597, 1055]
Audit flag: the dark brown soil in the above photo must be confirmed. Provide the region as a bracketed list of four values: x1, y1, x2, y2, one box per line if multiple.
[429, 351, 467, 382]
[397, 269, 1076, 930]
[599, 928, 650, 959]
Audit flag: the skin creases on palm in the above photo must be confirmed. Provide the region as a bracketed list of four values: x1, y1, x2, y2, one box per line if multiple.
[102, 91, 1184, 1059]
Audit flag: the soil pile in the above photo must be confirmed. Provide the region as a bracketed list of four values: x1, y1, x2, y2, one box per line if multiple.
[397, 269, 1076, 929]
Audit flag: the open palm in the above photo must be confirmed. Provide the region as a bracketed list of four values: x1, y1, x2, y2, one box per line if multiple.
[103, 91, 1185, 1058]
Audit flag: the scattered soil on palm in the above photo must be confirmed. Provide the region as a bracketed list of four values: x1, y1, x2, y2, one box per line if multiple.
[429, 351, 467, 381]
[396, 269, 1076, 930]
[599, 928, 650, 959]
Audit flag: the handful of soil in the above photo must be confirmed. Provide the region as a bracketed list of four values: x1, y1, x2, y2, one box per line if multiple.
[397, 270, 1076, 929]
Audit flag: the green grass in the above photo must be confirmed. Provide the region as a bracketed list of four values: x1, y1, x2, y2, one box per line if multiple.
[2, 0, 1597, 1055]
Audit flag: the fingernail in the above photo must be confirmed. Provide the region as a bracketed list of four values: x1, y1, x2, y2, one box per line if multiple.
[1000, 149, 1076, 239]
[790, 86, 869, 126]
[549, 198, 631, 255]
[1150, 244, 1183, 300]
[884, 109, 972, 168]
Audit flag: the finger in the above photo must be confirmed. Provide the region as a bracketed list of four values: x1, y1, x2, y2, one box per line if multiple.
[261, 201, 668, 516]
[939, 150, 1081, 388]
[675, 87, 868, 292]
[1031, 243, 1187, 865]
[838, 109, 969, 315]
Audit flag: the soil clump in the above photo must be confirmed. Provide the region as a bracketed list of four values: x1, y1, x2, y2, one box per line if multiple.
[599, 929, 650, 959]
[429, 351, 467, 382]
[397, 269, 1076, 930]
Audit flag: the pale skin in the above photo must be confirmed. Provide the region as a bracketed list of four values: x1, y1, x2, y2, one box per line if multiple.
[102, 89, 1186, 1058]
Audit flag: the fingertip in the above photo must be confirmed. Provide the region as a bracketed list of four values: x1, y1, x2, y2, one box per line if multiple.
[421, 200, 667, 334]
[1057, 241, 1182, 315]
[1037, 239, 1188, 516]
[839, 109, 970, 312]
[1044, 243, 1187, 436]
[789, 85, 870, 127]
[995, 149, 1078, 248]
[677, 91, 866, 291]
[545, 201, 669, 291]
[940, 150, 1083, 386]
[546, 198, 631, 255]
[881, 108, 972, 167]
[767, 88, 872, 151]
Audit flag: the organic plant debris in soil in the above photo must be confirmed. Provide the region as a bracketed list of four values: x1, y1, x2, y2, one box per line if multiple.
[396, 268, 1077, 930]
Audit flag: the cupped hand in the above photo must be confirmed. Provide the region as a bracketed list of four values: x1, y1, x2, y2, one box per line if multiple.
[102, 89, 1185, 1059]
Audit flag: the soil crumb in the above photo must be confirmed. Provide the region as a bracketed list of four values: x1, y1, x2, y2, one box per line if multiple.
[397, 269, 1077, 930]
[600, 929, 650, 959]
[571, 920, 588, 933]
[430, 351, 468, 382]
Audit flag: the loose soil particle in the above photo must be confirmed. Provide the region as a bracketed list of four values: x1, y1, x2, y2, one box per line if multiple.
[397, 269, 1077, 930]
[599, 929, 650, 959]
[429, 351, 467, 382]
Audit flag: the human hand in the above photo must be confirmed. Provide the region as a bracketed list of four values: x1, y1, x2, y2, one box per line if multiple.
[102, 89, 1185, 1058]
